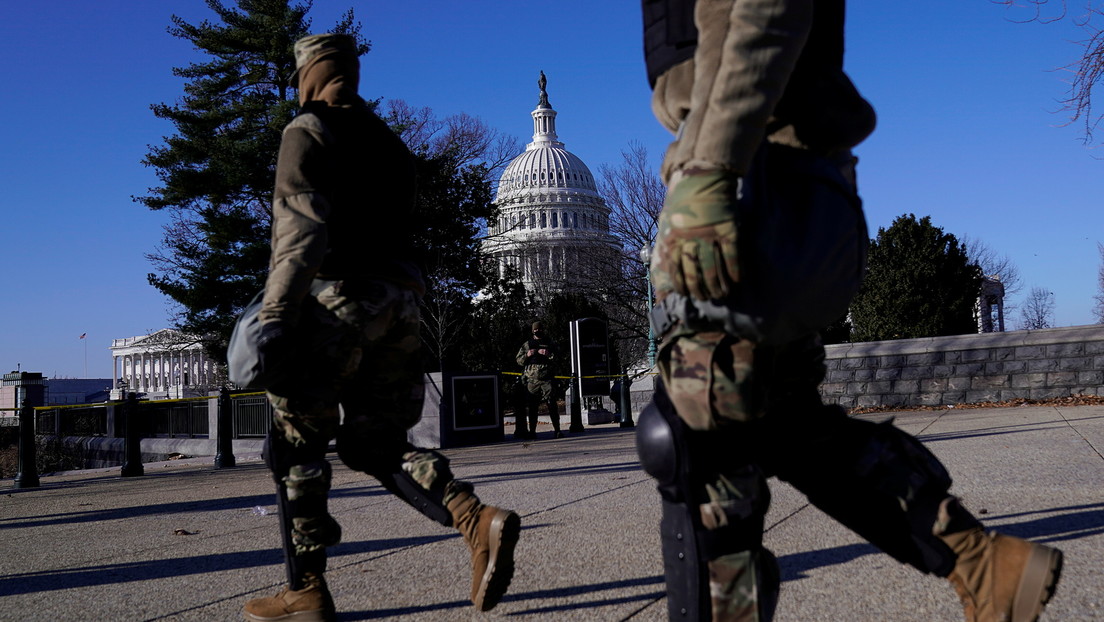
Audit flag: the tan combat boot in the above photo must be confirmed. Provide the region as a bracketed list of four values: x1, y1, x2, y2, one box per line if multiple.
[937, 500, 1063, 622]
[243, 572, 335, 622]
[447, 491, 521, 611]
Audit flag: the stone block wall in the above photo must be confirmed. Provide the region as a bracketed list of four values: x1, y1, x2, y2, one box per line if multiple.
[821, 325, 1104, 409]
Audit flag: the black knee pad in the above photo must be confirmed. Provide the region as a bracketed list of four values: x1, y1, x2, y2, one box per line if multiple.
[638, 383, 772, 620]
[637, 387, 768, 548]
[636, 395, 680, 493]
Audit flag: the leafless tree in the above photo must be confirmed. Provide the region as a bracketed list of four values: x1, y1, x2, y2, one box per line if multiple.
[963, 235, 1023, 318]
[595, 142, 665, 370]
[963, 236, 1023, 296]
[379, 101, 522, 369]
[382, 99, 520, 192]
[419, 266, 471, 371]
[1093, 242, 1104, 322]
[995, 0, 1104, 144]
[599, 141, 664, 252]
[1019, 285, 1056, 329]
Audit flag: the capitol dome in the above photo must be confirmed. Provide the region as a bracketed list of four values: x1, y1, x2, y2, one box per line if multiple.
[484, 72, 619, 294]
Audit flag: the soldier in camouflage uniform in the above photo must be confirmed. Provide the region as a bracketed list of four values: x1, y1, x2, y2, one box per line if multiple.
[515, 321, 563, 438]
[636, 2, 1062, 621]
[243, 34, 520, 622]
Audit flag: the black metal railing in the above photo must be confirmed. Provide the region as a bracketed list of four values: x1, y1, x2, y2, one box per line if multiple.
[143, 399, 209, 438]
[232, 394, 272, 437]
[35, 405, 108, 437]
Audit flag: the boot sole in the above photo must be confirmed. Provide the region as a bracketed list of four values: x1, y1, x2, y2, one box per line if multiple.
[1012, 543, 1063, 622]
[473, 509, 521, 612]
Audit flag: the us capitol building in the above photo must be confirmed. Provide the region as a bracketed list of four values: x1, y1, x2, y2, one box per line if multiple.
[482, 72, 620, 297]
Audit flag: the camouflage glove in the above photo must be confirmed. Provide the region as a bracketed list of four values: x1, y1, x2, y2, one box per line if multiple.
[651, 170, 741, 301]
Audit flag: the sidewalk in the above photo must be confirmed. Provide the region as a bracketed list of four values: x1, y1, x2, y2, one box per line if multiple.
[1, 405, 1101, 621]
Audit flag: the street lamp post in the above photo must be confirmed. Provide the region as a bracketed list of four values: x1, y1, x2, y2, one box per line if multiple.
[639, 245, 656, 369]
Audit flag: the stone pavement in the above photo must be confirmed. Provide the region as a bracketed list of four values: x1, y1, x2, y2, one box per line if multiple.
[1, 405, 1101, 621]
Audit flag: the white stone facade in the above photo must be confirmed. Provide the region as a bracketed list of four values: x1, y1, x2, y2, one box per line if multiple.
[109, 329, 219, 399]
[483, 73, 620, 295]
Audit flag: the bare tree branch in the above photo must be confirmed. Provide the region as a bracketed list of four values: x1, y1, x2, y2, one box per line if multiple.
[994, 0, 1104, 143]
[1019, 285, 1056, 329]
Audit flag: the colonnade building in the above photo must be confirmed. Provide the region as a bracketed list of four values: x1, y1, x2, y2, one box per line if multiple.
[482, 73, 620, 297]
[109, 329, 219, 399]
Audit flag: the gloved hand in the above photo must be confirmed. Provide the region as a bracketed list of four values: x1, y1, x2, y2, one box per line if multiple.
[257, 321, 293, 381]
[651, 170, 741, 301]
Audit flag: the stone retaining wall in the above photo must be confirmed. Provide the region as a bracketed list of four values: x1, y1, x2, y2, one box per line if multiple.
[820, 325, 1104, 409]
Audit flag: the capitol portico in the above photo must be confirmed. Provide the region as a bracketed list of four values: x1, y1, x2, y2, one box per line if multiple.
[109, 329, 220, 399]
[483, 72, 620, 296]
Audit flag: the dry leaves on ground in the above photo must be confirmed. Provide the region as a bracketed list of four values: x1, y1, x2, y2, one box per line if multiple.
[851, 394, 1104, 415]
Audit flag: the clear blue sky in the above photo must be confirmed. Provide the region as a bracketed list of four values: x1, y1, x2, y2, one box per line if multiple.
[1, 1, 1100, 379]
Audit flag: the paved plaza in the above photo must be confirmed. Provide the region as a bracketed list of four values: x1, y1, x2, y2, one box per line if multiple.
[1, 405, 1102, 621]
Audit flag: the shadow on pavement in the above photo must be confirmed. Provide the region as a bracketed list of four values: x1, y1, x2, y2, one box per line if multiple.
[0, 534, 453, 597]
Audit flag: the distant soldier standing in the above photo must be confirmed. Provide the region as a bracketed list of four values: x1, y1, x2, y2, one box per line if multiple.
[243, 34, 520, 622]
[635, 1, 1063, 621]
[515, 321, 563, 438]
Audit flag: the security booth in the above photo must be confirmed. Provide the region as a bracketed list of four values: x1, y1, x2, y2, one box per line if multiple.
[569, 318, 615, 425]
[412, 372, 504, 449]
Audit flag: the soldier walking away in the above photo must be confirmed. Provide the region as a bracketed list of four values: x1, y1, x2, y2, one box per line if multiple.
[635, 2, 1062, 621]
[242, 34, 520, 622]
[515, 321, 563, 438]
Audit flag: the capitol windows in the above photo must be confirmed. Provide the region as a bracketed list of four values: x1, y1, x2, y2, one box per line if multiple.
[551, 212, 558, 228]
[529, 212, 536, 228]
[540, 212, 547, 228]
[572, 212, 578, 228]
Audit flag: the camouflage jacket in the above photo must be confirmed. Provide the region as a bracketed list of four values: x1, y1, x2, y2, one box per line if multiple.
[516, 338, 557, 384]
[262, 100, 423, 325]
[643, 0, 875, 179]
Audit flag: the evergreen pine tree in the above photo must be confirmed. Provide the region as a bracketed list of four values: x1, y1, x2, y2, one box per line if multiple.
[850, 214, 981, 341]
[138, 0, 366, 358]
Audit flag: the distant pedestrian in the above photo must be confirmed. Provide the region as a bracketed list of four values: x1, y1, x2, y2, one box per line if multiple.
[635, 2, 1062, 621]
[242, 33, 519, 622]
[515, 321, 563, 438]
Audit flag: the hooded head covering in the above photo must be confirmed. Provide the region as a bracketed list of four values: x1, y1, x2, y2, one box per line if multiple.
[291, 33, 360, 106]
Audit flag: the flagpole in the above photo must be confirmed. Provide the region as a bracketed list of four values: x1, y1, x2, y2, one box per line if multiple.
[79, 333, 88, 378]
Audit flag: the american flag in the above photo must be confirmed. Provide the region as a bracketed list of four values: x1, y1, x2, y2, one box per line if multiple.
[79, 333, 86, 339]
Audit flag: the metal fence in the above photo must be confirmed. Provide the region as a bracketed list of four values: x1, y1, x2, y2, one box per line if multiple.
[18, 393, 273, 440]
[143, 399, 209, 438]
[35, 405, 108, 437]
[232, 394, 271, 438]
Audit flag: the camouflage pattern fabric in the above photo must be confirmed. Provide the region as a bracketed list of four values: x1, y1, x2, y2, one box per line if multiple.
[284, 461, 341, 555]
[515, 339, 556, 384]
[523, 378, 555, 402]
[700, 473, 752, 530]
[651, 169, 762, 430]
[651, 170, 741, 303]
[708, 549, 779, 622]
[267, 279, 425, 447]
[657, 331, 758, 430]
[266, 279, 464, 547]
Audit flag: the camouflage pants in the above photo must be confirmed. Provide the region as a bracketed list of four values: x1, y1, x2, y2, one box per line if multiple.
[265, 279, 463, 555]
[523, 379, 559, 430]
[657, 328, 826, 431]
